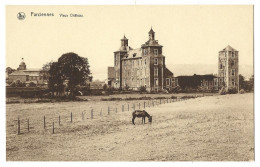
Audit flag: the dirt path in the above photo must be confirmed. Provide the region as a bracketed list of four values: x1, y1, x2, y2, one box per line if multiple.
[6, 93, 254, 161]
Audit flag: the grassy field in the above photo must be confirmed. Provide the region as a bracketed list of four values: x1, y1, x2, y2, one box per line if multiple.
[6, 93, 254, 161]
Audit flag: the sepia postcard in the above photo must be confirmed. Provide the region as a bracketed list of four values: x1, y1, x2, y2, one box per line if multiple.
[4, 4, 255, 165]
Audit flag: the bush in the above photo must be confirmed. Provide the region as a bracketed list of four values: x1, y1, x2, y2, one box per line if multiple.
[218, 87, 227, 95]
[139, 86, 147, 93]
[28, 82, 36, 87]
[239, 89, 245, 94]
[228, 88, 238, 94]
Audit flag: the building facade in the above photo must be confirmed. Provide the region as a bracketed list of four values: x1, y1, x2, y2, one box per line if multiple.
[8, 58, 46, 85]
[108, 28, 174, 92]
[218, 45, 239, 91]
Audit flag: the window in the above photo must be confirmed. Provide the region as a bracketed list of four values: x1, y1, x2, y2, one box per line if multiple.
[144, 49, 147, 55]
[220, 64, 223, 69]
[154, 78, 158, 86]
[166, 78, 170, 86]
[144, 58, 147, 65]
[231, 60, 235, 66]
[154, 58, 158, 65]
[232, 69, 235, 76]
[232, 52, 235, 58]
[154, 49, 158, 55]
[154, 67, 158, 76]
[232, 79, 235, 86]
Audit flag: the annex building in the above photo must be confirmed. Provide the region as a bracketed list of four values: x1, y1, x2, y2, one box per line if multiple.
[7, 58, 45, 85]
[108, 28, 175, 92]
[174, 45, 239, 92]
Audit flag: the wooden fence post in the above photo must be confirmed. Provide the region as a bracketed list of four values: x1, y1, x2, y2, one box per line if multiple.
[44, 116, 46, 129]
[122, 105, 124, 112]
[82, 112, 84, 121]
[17, 117, 20, 135]
[59, 115, 61, 125]
[91, 109, 93, 119]
[27, 119, 29, 132]
[160, 99, 161, 104]
[139, 103, 140, 109]
[108, 107, 110, 115]
[52, 122, 54, 134]
[144, 102, 146, 109]
[128, 104, 129, 111]
[71, 112, 73, 122]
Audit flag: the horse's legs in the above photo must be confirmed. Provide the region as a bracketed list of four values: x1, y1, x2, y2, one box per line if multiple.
[132, 116, 135, 125]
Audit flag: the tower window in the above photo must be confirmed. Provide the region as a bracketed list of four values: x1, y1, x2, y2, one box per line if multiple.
[220, 64, 223, 69]
[154, 49, 158, 56]
[231, 60, 235, 66]
[154, 78, 158, 86]
[154, 67, 158, 76]
[144, 49, 147, 55]
[144, 58, 147, 65]
[232, 79, 235, 86]
[154, 58, 158, 65]
[232, 69, 235, 76]
[232, 52, 235, 57]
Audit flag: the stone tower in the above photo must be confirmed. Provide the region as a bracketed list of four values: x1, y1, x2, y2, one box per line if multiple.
[113, 35, 131, 88]
[141, 28, 164, 91]
[218, 45, 239, 92]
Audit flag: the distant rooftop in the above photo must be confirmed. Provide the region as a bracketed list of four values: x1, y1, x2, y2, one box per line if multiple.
[221, 45, 237, 52]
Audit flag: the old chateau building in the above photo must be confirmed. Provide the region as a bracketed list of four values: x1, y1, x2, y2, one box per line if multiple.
[108, 28, 174, 92]
[7, 58, 45, 85]
[107, 28, 240, 93]
[218, 45, 239, 91]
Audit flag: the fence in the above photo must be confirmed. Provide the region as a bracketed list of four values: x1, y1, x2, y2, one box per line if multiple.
[13, 95, 202, 135]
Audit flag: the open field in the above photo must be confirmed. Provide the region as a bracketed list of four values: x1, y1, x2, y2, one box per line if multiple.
[6, 93, 254, 161]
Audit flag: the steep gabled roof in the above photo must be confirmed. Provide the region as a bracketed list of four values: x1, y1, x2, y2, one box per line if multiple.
[165, 67, 173, 77]
[149, 28, 155, 34]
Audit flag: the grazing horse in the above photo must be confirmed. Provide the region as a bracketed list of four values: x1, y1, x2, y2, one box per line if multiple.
[132, 110, 152, 125]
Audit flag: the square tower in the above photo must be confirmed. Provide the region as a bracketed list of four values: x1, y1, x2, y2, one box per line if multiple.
[218, 45, 239, 92]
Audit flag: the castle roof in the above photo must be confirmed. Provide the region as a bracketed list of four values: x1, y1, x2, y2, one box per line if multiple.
[123, 48, 142, 59]
[222, 45, 237, 52]
[9, 70, 28, 76]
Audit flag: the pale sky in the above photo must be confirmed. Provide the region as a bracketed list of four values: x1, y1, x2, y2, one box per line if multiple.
[6, 5, 253, 80]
